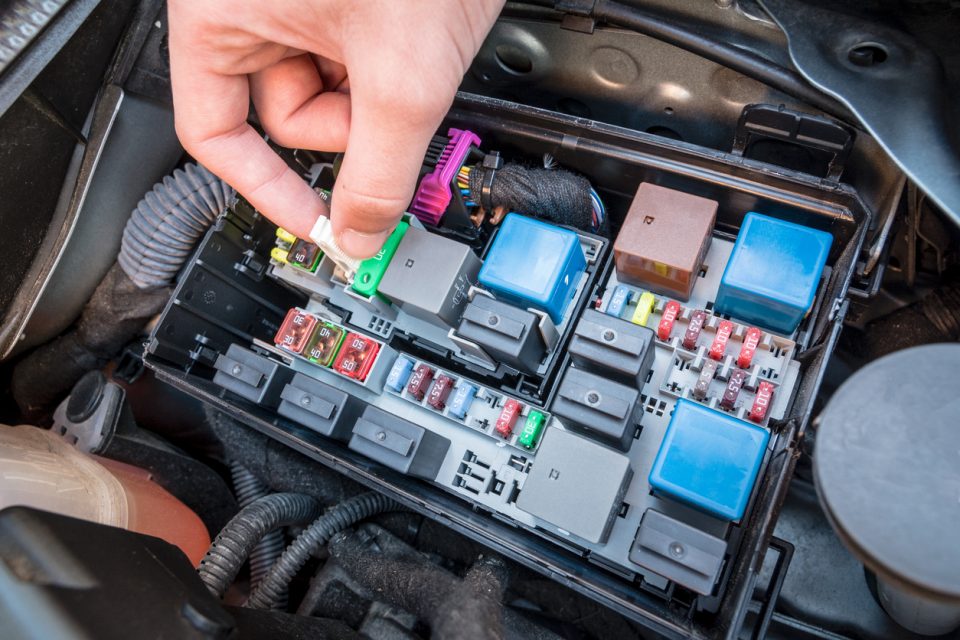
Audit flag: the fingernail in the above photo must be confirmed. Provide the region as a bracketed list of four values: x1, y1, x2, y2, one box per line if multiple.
[338, 228, 391, 259]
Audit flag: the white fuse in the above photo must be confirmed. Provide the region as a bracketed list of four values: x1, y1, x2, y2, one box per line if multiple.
[309, 215, 361, 278]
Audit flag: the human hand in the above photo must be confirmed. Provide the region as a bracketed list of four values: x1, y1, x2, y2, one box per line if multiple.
[168, 0, 504, 258]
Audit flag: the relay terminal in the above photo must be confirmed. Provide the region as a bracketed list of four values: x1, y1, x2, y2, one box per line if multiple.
[147, 104, 851, 626]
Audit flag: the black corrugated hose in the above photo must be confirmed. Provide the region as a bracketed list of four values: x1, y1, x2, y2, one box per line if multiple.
[12, 163, 234, 420]
[199, 493, 323, 599]
[245, 492, 400, 610]
[229, 462, 287, 602]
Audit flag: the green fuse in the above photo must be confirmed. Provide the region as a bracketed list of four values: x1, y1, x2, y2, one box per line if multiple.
[351, 221, 410, 297]
[303, 322, 345, 367]
[518, 411, 546, 449]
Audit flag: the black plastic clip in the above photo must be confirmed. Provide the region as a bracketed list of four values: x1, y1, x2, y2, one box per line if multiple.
[732, 104, 855, 182]
[480, 151, 503, 211]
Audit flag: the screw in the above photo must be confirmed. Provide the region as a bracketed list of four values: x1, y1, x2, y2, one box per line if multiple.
[586, 391, 601, 406]
[602, 329, 616, 342]
[488, 314, 500, 326]
[301, 395, 312, 406]
[669, 542, 686, 558]
[231, 364, 242, 375]
[376, 431, 386, 441]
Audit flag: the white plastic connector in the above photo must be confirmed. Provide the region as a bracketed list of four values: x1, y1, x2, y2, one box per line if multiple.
[309, 215, 361, 279]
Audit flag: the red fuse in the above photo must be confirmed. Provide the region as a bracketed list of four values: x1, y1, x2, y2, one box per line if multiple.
[274, 309, 317, 354]
[709, 320, 734, 361]
[495, 399, 521, 439]
[426, 374, 454, 411]
[749, 381, 775, 422]
[332, 332, 380, 381]
[721, 369, 746, 410]
[406, 364, 435, 401]
[658, 300, 682, 341]
[737, 327, 762, 369]
[683, 310, 706, 350]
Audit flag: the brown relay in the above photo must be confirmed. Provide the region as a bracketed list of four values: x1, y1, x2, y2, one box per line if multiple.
[613, 183, 717, 301]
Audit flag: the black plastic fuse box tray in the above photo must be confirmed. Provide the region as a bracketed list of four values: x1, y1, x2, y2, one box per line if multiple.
[144, 93, 871, 639]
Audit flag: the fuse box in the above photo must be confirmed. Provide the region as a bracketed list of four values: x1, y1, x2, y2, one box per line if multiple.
[144, 94, 868, 637]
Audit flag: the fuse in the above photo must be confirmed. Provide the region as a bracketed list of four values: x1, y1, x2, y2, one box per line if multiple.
[406, 364, 435, 401]
[270, 247, 289, 264]
[332, 333, 380, 381]
[630, 291, 656, 327]
[683, 310, 706, 350]
[303, 321, 345, 366]
[495, 398, 521, 439]
[427, 374, 455, 411]
[275, 227, 297, 245]
[385, 356, 414, 393]
[658, 300, 682, 341]
[721, 369, 746, 410]
[737, 327, 762, 369]
[693, 359, 718, 401]
[447, 382, 477, 419]
[518, 410, 546, 449]
[288, 239, 323, 272]
[606, 285, 631, 318]
[274, 309, 317, 354]
[352, 221, 409, 297]
[749, 381, 775, 423]
[709, 320, 734, 361]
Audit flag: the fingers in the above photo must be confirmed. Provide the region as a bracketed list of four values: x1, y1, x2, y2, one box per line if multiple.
[169, 31, 325, 238]
[250, 54, 351, 151]
[331, 83, 448, 258]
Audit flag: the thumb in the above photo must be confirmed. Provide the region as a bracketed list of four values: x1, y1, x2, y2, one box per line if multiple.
[331, 86, 448, 258]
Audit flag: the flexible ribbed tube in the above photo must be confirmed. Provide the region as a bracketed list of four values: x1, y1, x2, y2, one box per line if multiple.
[118, 163, 235, 289]
[245, 492, 399, 610]
[228, 462, 286, 595]
[198, 493, 322, 599]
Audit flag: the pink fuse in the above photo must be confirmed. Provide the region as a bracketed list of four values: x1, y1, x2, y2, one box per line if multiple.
[274, 309, 317, 354]
[737, 327, 762, 369]
[495, 399, 521, 439]
[683, 310, 706, 350]
[749, 381, 775, 422]
[658, 301, 681, 341]
[709, 320, 734, 361]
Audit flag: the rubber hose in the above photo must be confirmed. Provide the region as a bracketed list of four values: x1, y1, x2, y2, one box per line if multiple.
[229, 462, 286, 594]
[118, 162, 235, 289]
[198, 493, 322, 599]
[12, 164, 233, 420]
[245, 492, 399, 610]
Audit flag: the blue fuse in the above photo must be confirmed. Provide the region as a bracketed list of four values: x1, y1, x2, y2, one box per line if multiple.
[606, 285, 631, 318]
[385, 356, 414, 393]
[447, 382, 477, 420]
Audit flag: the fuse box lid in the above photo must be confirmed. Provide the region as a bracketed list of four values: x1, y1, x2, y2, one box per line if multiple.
[649, 399, 769, 521]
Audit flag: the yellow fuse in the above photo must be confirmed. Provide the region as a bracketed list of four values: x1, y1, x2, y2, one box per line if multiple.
[275, 227, 297, 244]
[270, 247, 289, 264]
[631, 291, 656, 326]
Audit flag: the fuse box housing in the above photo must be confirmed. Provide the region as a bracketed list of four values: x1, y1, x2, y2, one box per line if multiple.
[144, 94, 869, 638]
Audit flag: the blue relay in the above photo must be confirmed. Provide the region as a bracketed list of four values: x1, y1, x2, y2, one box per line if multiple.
[478, 214, 587, 324]
[649, 399, 769, 521]
[715, 212, 832, 334]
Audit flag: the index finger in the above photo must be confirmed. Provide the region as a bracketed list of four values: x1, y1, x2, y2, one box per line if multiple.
[169, 42, 325, 238]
